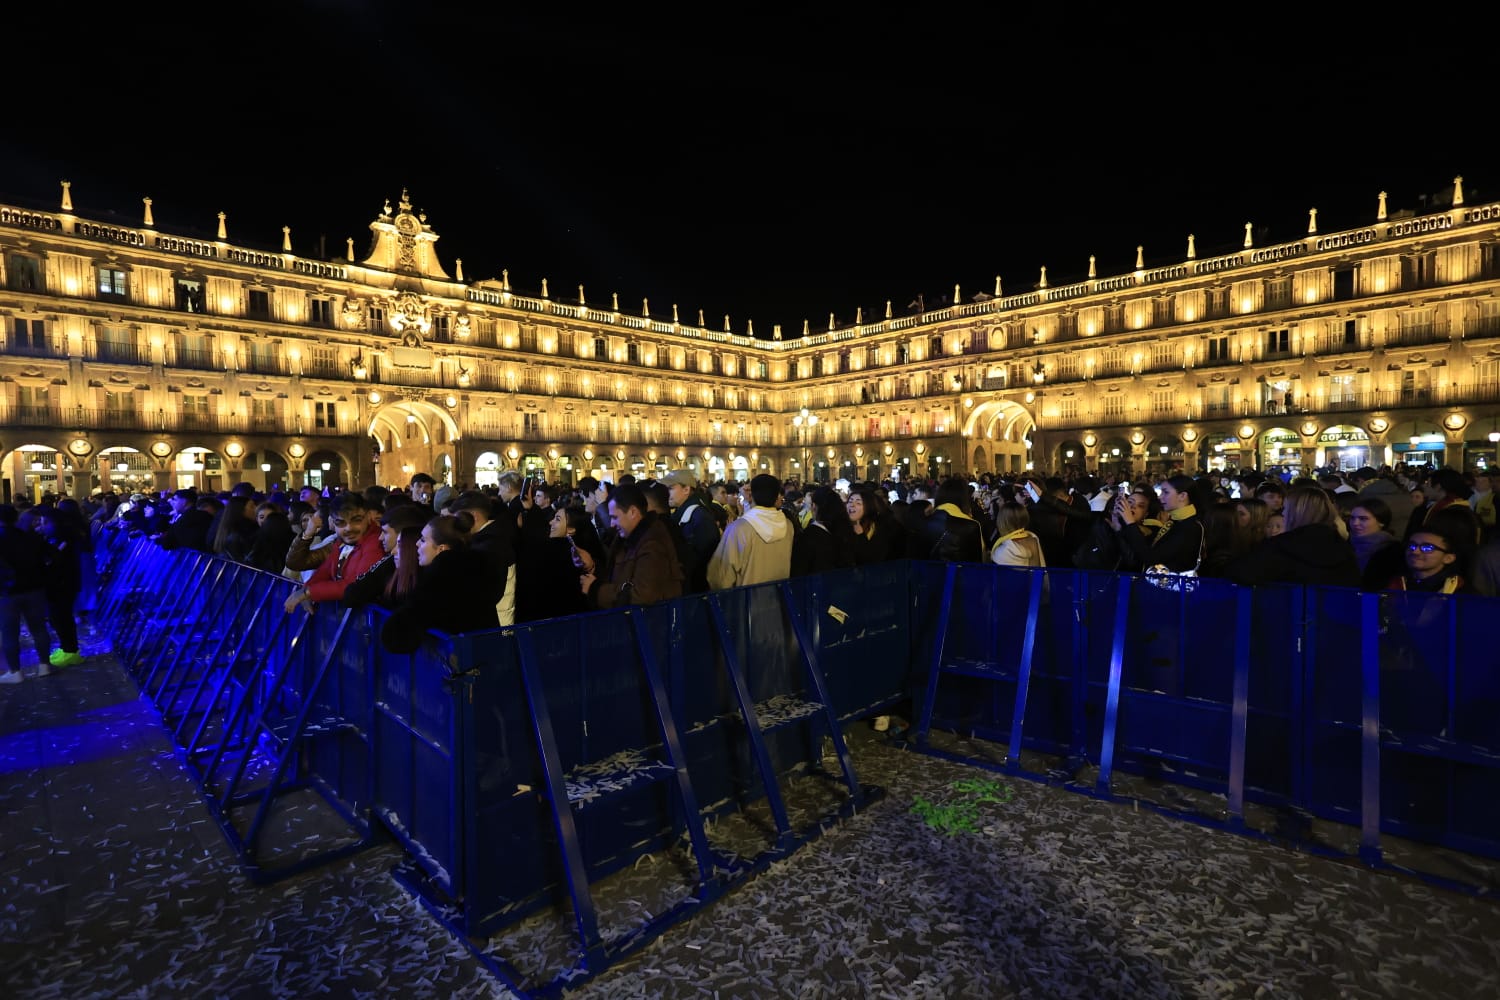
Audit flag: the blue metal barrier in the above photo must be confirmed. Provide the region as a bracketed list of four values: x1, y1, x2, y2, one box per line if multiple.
[375, 581, 889, 995]
[88, 525, 1500, 991]
[92, 532, 378, 881]
[906, 560, 1500, 891]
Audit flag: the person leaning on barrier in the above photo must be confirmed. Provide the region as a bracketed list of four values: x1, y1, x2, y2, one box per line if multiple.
[154, 488, 214, 552]
[283, 492, 385, 614]
[283, 506, 336, 577]
[574, 482, 683, 609]
[380, 512, 506, 653]
[521, 505, 604, 622]
[707, 474, 794, 590]
[241, 502, 295, 575]
[340, 502, 435, 610]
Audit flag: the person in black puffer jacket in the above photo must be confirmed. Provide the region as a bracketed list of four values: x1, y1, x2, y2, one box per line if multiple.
[380, 512, 505, 654]
[912, 477, 985, 563]
[1226, 485, 1360, 588]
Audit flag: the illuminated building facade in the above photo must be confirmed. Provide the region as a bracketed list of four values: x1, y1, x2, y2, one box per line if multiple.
[2, 177, 1498, 500]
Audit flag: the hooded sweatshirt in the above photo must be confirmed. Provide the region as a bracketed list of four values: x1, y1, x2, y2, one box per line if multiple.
[707, 504, 793, 590]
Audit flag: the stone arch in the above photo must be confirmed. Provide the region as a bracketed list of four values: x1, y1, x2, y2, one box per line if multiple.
[367, 397, 462, 485]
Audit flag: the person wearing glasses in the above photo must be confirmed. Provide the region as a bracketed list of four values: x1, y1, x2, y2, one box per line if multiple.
[1389, 508, 1477, 595]
[282, 493, 385, 613]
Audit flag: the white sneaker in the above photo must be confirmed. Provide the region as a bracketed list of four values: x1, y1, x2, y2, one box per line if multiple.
[33, 663, 50, 678]
[0, 671, 23, 685]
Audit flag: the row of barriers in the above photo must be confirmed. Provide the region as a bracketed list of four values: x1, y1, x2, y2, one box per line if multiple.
[90, 529, 1500, 992]
[91, 528, 906, 995]
[910, 562, 1500, 881]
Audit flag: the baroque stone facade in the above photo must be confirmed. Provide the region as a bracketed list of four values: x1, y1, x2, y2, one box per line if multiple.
[2, 178, 1498, 500]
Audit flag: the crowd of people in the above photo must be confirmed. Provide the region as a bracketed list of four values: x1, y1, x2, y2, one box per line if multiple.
[0, 460, 1493, 684]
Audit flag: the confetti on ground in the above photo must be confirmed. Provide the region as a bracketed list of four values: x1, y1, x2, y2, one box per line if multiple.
[1, 632, 1498, 999]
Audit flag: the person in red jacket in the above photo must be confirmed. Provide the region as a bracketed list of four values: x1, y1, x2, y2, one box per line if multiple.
[282, 492, 385, 613]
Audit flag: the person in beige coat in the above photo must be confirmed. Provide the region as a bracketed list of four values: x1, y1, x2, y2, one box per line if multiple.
[708, 474, 794, 591]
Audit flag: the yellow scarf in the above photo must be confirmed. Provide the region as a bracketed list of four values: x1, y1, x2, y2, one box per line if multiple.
[1154, 503, 1197, 543]
[936, 502, 974, 521]
[1168, 503, 1198, 522]
[991, 528, 1029, 552]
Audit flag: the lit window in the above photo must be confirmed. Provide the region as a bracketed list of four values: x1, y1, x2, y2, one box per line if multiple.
[98, 267, 126, 296]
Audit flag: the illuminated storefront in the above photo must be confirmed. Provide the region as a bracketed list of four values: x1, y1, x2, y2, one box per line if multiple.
[1316, 425, 1370, 471]
[1258, 428, 1302, 476]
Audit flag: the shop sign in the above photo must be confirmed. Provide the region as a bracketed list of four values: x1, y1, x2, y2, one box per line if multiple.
[1318, 428, 1369, 444]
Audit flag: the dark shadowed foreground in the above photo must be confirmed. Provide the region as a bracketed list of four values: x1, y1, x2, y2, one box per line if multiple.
[2, 638, 1497, 999]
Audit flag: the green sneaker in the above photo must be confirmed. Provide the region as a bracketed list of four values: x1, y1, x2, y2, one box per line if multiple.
[49, 649, 85, 667]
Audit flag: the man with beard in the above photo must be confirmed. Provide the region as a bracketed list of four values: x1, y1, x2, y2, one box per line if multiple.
[574, 483, 683, 609]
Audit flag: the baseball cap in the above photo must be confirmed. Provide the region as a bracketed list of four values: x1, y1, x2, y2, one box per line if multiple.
[659, 469, 697, 489]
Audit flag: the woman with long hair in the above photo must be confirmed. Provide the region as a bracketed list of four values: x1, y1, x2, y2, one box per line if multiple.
[847, 483, 905, 565]
[521, 505, 605, 622]
[989, 501, 1045, 569]
[792, 486, 857, 576]
[243, 502, 296, 574]
[380, 512, 506, 653]
[1227, 484, 1359, 587]
[1233, 496, 1270, 554]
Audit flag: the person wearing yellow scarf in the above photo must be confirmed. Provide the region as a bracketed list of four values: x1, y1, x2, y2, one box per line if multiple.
[989, 501, 1046, 569]
[1115, 475, 1203, 573]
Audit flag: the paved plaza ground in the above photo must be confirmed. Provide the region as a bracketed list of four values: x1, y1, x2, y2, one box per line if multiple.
[2, 631, 1498, 999]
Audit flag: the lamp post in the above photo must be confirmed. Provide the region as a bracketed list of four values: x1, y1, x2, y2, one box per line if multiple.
[792, 407, 818, 485]
[1027, 359, 1046, 470]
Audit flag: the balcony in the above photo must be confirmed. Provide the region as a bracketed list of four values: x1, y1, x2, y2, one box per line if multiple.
[170, 347, 221, 371]
[237, 353, 288, 377]
[6, 340, 66, 360]
[2, 405, 60, 427]
[95, 342, 152, 366]
[1385, 327, 1451, 349]
[173, 410, 245, 433]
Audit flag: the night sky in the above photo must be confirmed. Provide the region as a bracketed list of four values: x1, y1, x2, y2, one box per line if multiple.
[8, 5, 1489, 340]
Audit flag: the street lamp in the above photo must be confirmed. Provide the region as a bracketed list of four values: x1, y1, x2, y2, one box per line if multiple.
[792, 407, 818, 484]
